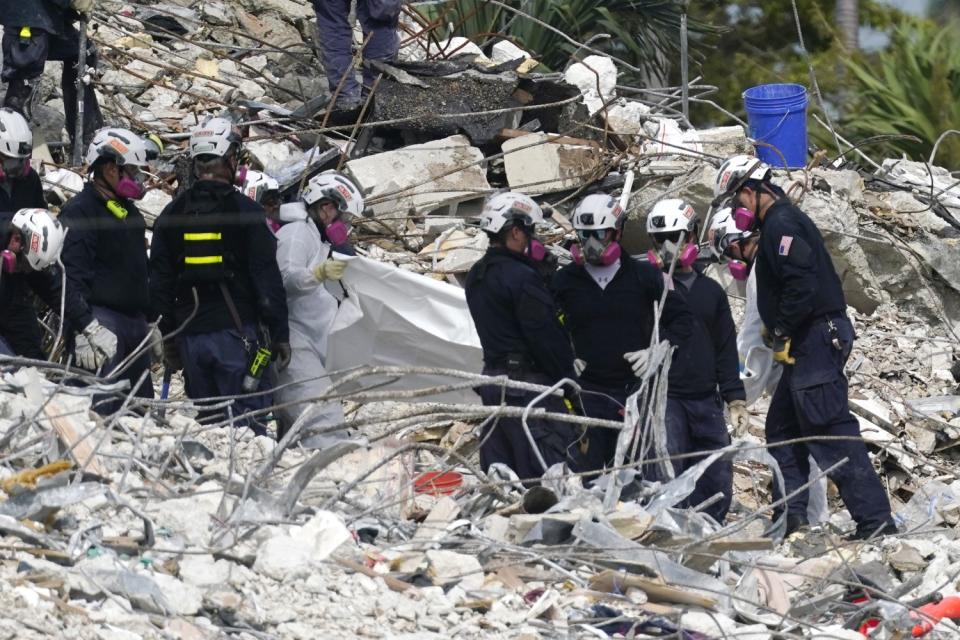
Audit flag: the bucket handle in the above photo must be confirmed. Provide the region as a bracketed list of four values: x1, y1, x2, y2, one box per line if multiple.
[751, 108, 799, 142]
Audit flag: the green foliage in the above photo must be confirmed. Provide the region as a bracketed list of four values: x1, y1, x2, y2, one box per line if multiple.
[685, 0, 900, 132]
[929, 0, 960, 21]
[842, 19, 960, 168]
[419, 0, 719, 81]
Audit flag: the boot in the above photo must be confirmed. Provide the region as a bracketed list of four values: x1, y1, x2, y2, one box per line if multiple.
[3, 80, 32, 115]
[785, 513, 809, 537]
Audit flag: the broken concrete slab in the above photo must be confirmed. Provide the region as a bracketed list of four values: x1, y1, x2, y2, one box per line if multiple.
[426, 549, 485, 591]
[502, 132, 603, 194]
[564, 55, 617, 116]
[345, 135, 491, 227]
[491, 40, 530, 65]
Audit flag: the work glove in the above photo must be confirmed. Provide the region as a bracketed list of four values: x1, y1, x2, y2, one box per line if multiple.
[772, 335, 796, 365]
[623, 348, 650, 378]
[313, 259, 348, 282]
[728, 399, 750, 438]
[273, 342, 292, 372]
[147, 326, 164, 364]
[71, 0, 95, 14]
[760, 325, 774, 349]
[163, 341, 182, 372]
[75, 319, 118, 371]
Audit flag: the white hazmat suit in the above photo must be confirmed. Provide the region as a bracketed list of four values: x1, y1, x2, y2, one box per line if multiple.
[274, 202, 345, 440]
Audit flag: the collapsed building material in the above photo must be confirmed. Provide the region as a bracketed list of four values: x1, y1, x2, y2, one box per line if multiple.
[345, 134, 491, 225]
[502, 132, 605, 194]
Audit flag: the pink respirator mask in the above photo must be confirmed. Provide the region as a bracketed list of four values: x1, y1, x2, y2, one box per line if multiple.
[647, 242, 699, 269]
[1, 249, 16, 273]
[234, 164, 249, 187]
[115, 174, 146, 200]
[733, 207, 757, 232]
[324, 220, 350, 246]
[728, 259, 749, 281]
[527, 238, 546, 262]
[572, 240, 621, 266]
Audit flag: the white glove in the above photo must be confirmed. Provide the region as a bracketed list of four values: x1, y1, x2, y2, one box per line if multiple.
[728, 400, 750, 437]
[71, 0, 95, 13]
[313, 259, 348, 282]
[623, 349, 650, 378]
[147, 325, 164, 363]
[574, 358, 586, 376]
[75, 319, 118, 371]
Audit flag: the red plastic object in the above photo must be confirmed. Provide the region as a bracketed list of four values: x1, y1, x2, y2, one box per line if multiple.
[911, 596, 960, 637]
[414, 471, 463, 496]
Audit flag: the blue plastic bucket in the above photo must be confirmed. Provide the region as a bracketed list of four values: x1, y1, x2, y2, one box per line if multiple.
[742, 83, 808, 168]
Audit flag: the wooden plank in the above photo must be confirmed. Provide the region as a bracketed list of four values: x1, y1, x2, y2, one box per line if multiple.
[43, 397, 107, 478]
[589, 569, 717, 609]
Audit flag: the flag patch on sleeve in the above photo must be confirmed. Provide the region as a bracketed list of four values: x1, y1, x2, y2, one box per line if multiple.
[778, 236, 793, 256]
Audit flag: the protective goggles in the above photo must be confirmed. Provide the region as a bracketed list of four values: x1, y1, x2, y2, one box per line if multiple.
[651, 230, 683, 245]
[575, 228, 608, 241]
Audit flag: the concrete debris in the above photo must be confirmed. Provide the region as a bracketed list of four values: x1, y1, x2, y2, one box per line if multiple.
[6, 1, 960, 638]
[502, 132, 603, 194]
[345, 134, 491, 225]
[564, 55, 618, 116]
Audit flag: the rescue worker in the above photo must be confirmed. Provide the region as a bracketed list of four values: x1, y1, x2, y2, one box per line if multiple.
[60, 127, 156, 412]
[149, 117, 291, 434]
[312, 0, 400, 109]
[716, 153, 896, 539]
[552, 194, 695, 476]
[0, 0, 103, 151]
[240, 170, 282, 235]
[708, 207, 774, 408]
[465, 191, 580, 481]
[272, 171, 360, 440]
[645, 199, 747, 523]
[0, 108, 49, 359]
[0, 208, 89, 357]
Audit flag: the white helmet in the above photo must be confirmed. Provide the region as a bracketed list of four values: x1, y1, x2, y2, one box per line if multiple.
[11, 208, 65, 271]
[301, 171, 364, 218]
[84, 127, 149, 169]
[240, 169, 279, 204]
[479, 191, 543, 234]
[646, 198, 697, 236]
[714, 154, 771, 197]
[708, 207, 752, 259]
[571, 194, 624, 231]
[0, 108, 32, 159]
[189, 116, 242, 159]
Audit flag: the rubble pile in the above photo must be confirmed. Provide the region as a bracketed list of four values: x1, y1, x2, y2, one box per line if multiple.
[2, 0, 960, 638]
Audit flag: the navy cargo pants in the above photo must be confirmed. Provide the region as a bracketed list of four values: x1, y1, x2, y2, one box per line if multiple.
[665, 395, 733, 523]
[312, 0, 399, 106]
[766, 315, 894, 538]
[476, 368, 582, 484]
[576, 382, 627, 475]
[87, 306, 154, 415]
[2, 27, 104, 145]
[177, 325, 272, 434]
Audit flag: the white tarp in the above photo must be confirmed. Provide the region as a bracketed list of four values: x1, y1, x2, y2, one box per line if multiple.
[325, 254, 483, 403]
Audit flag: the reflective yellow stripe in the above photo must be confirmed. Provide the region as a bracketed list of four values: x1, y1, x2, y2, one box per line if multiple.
[184, 256, 223, 265]
[19, 27, 31, 38]
[183, 233, 222, 241]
